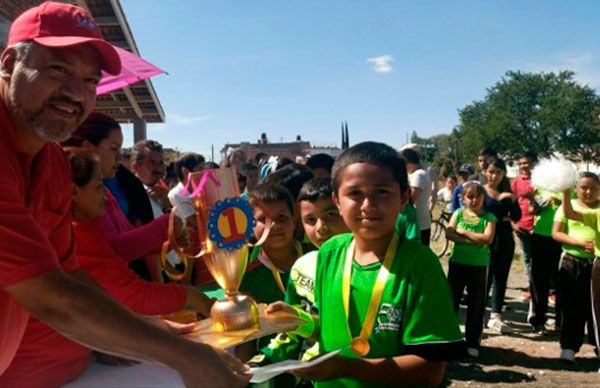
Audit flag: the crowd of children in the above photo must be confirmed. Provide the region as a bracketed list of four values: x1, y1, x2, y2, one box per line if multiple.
[5, 107, 599, 387]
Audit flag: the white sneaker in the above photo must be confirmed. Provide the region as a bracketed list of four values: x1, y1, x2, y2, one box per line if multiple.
[487, 317, 512, 334]
[559, 349, 575, 363]
[467, 347, 479, 358]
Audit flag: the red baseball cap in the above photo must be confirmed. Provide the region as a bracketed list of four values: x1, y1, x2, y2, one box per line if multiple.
[8, 1, 121, 75]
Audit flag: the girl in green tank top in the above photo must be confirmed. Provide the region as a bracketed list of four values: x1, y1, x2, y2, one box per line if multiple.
[446, 182, 496, 357]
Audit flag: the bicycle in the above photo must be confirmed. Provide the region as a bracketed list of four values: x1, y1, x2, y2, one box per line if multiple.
[430, 209, 451, 258]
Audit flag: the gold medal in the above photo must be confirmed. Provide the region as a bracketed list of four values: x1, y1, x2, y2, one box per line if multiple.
[342, 234, 400, 358]
[350, 337, 370, 357]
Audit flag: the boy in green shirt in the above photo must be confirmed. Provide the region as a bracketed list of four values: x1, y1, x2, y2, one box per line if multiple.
[250, 177, 349, 385]
[268, 142, 465, 387]
[240, 183, 301, 305]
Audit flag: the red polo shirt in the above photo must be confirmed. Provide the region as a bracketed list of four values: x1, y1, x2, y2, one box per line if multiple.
[0, 100, 77, 375]
[0, 220, 188, 388]
[511, 174, 535, 231]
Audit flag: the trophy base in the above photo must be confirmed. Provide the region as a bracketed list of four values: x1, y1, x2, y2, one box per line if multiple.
[210, 293, 260, 333]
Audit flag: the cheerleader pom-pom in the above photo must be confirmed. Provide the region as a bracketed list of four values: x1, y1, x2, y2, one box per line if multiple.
[531, 157, 578, 192]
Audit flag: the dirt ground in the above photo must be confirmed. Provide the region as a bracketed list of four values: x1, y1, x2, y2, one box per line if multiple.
[435, 246, 599, 387]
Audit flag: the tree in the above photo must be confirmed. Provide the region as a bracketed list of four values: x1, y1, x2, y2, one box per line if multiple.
[457, 70, 600, 162]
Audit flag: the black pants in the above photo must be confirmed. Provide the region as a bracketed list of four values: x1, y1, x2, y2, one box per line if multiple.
[448, 262, 488, 349]
[559, 253, 598, 352]
[529, 234, 562, 326]
[487, 221, 515, 314]
[420, 228, 431, 246]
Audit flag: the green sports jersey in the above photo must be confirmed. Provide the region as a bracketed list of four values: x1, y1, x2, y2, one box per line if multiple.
[254, 250, 320, 369]
[239, 246, 291, 305]
[395, 203, 420, 242]
[314, 234, 465, 388]
[554, 201, 599, 259]
[449, 209, 496, 266]
[533, 190, 562, 237]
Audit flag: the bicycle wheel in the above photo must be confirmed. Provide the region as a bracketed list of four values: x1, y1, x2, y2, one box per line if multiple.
[430, 220, 449, 258]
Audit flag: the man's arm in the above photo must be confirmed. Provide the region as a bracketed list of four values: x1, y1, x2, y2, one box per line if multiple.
[6, 270, 249, 386]
[294, 354, 446, 386]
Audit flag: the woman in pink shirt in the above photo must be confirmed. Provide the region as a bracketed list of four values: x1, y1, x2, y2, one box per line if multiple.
[63, 112, 189, 281]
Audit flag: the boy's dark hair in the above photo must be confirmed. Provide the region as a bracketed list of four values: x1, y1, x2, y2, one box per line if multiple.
[479, 147, 497, 157]
[203, 161, 220, 169]
[63, 111, 121, 147]
[332, 141, 409, 193]
[298, 177, 333, 203]
[400, 148, 420, 165]
[447, 175, 458, 182]
[306, 153, 335, 175]
[263, 163, 314, 201]
[518, 150, 538, 162]
[174, 153, 205, 182]
[580, 171, 600, 184]
[254, 152, 267, 165]
[248, 183, 295, 216]
[241, 162, 259, 174]
[276, 157, 295, 170]
[64, 148, 100, 187]
[132, 140, 163, 163]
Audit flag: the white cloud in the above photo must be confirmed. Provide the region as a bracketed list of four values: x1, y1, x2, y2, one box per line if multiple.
[509, 52, 600, 89]
[169, 112, 213, 125]
[366, 55, 394, 73]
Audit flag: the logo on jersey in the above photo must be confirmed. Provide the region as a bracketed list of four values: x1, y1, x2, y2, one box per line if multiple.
[374, 303, 402, 334]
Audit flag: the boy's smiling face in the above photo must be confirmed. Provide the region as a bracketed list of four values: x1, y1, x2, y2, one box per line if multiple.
[333, 163, 407, 243]
[251, 199, 295, 251]
[300, 197, 348, 247]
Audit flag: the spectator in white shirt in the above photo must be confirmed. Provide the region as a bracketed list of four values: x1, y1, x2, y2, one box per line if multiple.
[401, 148, 432, 245]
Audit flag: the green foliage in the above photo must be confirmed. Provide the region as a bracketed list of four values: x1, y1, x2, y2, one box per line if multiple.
[457, 70, 600, 162]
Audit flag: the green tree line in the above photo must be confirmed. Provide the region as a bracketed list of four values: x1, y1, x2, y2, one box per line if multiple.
[410, 70, 600, 174]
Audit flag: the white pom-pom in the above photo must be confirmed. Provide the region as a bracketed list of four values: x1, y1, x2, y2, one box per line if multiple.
[531, 157, 579, 192]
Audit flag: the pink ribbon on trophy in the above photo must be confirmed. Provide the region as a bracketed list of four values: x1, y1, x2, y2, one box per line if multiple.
[162, 170, 222, 280]
[180, 169, 222, 199]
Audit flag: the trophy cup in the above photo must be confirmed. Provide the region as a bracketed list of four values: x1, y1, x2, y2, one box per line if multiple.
[161, 167, 303, 345]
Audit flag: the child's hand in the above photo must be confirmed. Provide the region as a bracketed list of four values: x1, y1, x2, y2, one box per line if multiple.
[265, 301, 298, 316]
[498, 192, 516, 202]
[293, 355, 346, 381]
[583, 240, 595, 255]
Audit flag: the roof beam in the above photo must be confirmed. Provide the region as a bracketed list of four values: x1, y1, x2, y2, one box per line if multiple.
[95, 16, 119, 26]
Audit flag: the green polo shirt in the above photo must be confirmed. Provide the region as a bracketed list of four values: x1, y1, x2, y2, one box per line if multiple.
[314, 234, 465, 388]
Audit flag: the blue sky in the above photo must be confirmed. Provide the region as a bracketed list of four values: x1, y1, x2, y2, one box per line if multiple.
[119, 0, 600, 160]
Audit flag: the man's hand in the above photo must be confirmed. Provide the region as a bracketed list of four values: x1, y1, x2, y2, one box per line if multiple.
[148, 185, 172, 210]
[178, 344, 251, 387]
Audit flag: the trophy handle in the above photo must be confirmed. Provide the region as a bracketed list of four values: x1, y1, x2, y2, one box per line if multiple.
[248, 200, 272, 248]
[160, 205, 207, 281]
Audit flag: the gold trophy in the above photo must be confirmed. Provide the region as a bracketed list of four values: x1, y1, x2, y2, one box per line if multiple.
[161, 167, 303, 346]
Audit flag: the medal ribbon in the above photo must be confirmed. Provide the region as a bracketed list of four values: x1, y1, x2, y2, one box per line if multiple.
[342, 233, 399, 354]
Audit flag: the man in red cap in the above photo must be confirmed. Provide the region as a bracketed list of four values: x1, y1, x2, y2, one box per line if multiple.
[0, 2, 248, 386]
